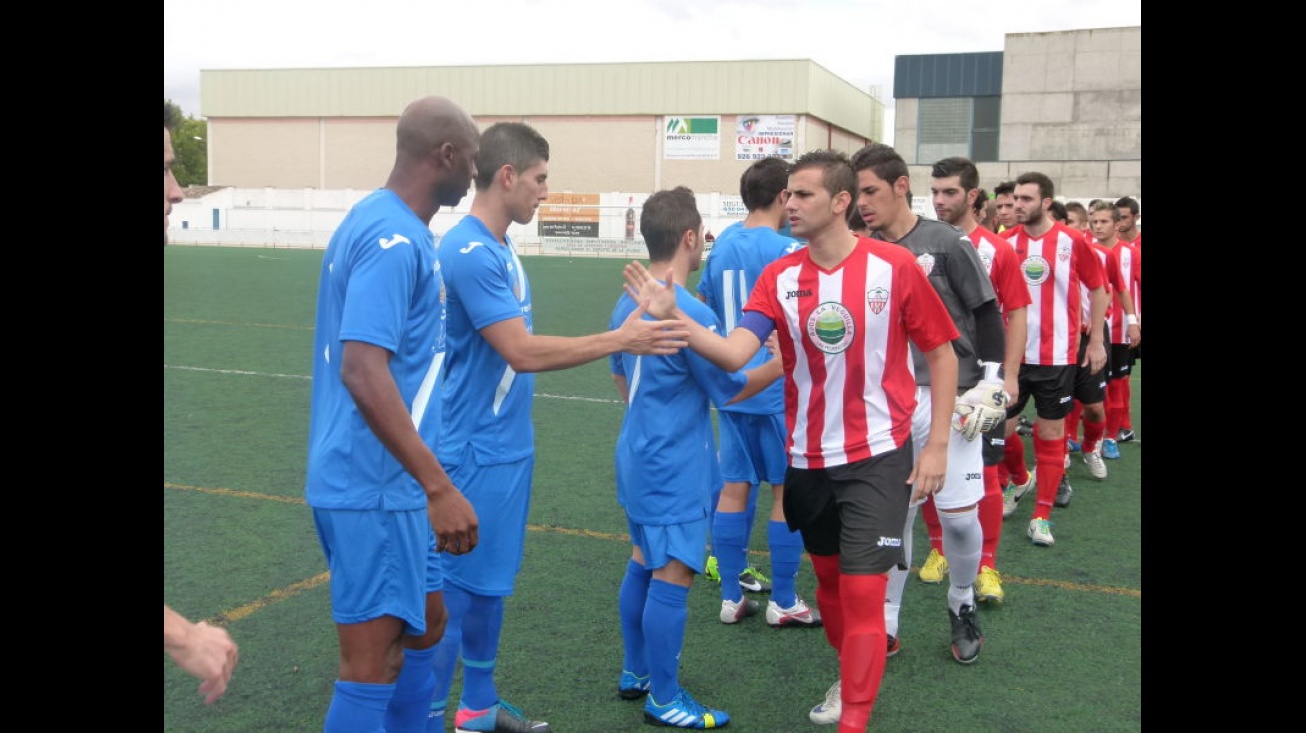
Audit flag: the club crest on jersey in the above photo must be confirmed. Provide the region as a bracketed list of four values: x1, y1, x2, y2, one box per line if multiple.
[916, 252, 935, 275]
[1057, 239, 1072, 263]
[979, 251, 994, 274]
[1022, 255, 1050, 285]
[806, 302, 855, 354]
[866, 287, 889, 315]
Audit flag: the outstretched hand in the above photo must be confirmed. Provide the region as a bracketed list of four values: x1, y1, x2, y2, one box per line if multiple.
[618, 297, 690, 355]
[622, 261, 679, 320]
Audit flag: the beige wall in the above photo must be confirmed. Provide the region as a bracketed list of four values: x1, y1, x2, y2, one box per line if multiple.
[898, 26, 1141, 200]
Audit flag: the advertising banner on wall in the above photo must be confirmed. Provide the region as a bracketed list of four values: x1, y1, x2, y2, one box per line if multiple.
[664, 116, 721, 160]
[538, 192, 601, 237]
[735, 115, 796, 161]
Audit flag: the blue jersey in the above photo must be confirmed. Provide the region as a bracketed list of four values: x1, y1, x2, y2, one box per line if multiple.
[305, 188, 447, 511]
[437, 215, 535, 466]
[609, 286, 747, 525]
[695, 224, 803, 414]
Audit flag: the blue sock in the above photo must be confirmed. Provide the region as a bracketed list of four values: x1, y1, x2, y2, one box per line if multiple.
[743, 482, 760, 559]
[713, 511, 748, 602]
[619, 558, 652, 677]
[768, 519, 804, 608]
[325, 680, 392, 733]
[644, 579, 689, 704]
[384, 646, 438, 733]
[427, 585, 470, 733]
[459, 593, 505, 711]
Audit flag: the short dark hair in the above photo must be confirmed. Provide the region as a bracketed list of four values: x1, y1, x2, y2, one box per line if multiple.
[850, 143, 909, 188]
[1065, 201, 1088, 219]
[1115, 196, 1140, 215]
[475, 122, 549, 190]
[1049, 200, 1068, 223]
[740, 157, 790, 212]
[972, 188, 988, 217]
[931, 156, 980, 191]
[993, 180, 1016, 197]
[640, 186, 701, 262]
[791, 150, 855, 201]
[1015, 171, 1055, 201]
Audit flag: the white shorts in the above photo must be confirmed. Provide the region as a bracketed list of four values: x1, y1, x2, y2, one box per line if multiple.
[911, 387, 985, 511]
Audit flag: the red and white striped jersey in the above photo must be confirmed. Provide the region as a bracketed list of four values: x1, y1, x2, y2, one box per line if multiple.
[1005, 223, 1105, 366]
[969, 226, 1032, 317]
[1117, 240, 1141, 327]
[745, 236, 958, 470]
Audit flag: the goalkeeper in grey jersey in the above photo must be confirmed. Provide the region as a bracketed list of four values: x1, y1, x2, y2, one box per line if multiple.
[851, 144, 1007, 666]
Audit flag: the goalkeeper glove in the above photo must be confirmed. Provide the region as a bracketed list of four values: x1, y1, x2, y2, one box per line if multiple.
[952, 379, 1009, 441]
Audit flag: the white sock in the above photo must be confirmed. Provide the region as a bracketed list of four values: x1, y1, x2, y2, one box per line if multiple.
[883, 503, 918, 636]
[940, 505, 981, 614]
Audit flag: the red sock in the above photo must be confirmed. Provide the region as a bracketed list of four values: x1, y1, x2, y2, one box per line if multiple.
[1032, 434, 1065, 520]
[1003, 433, 1029, 484]
[920, 497, 943, 554]
[1082, 413, 1105, 454]
[979, 465, 1003, 568]
[1065, 402, 1083, 445]
[1104, 380, 1125, 437]
[836, 573, 887, 733]
[810, 553, 844, 655]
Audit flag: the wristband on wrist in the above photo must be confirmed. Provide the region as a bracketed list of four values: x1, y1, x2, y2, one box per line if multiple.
[981, 361, 1004, 382]
[1125, 314, 1138, 326]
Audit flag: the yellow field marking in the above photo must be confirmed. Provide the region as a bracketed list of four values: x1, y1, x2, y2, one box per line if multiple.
[167, 481, 1140, 626]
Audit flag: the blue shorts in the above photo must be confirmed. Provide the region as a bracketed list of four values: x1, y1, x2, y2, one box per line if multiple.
[313, 507, 440, 634]
[717, 411, 788, 486]
[627, 516, 709, 574]
[440, 448, 534, 596]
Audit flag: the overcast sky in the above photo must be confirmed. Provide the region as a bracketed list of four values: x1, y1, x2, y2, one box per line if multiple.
[164, 0, 1140, 144]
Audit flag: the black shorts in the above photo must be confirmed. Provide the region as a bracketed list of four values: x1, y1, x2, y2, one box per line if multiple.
[982, 417, 1005, 467]
[1108, 343, 1135, 381]
[1008, 364, 1076, 421]
[783, 444, 913, 575]
[1073, 331, 1108, 404]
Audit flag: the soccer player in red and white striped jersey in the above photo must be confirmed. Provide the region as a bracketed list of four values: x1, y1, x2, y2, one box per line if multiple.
[1003, 172, 1108, 547]
[1088, 201, 1141, 456]
[624, 149, 959, 733]
[1116, 196, 1141, 249]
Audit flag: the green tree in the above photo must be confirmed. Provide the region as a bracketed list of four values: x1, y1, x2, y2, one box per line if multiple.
[164, 99, 208, 187]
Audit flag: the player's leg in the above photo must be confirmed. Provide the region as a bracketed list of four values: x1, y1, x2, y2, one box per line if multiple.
[617, 542, 652, 699]
[386, 529, 446, 733]
[935, 425, 984, 663]
[975, 424, 1007, 603]
[833, 448, 913, 730]
[641, 521, 730, 727]
[1028, 366, 1075, 546]
[314, 507, 428, 733]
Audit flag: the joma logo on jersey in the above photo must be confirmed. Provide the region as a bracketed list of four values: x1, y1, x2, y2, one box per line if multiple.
[785, 288, 813, 300]
[966, 473, 982, 481]
[876, 536, 902, 547]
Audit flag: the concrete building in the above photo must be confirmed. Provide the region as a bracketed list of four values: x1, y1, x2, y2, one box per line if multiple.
[173, 26, 1138, 247]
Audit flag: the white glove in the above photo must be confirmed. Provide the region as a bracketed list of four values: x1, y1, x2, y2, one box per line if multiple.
[951, 380, 1009, 441]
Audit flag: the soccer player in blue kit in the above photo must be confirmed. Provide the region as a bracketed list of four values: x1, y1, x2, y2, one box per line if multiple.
[305, 95, 482, 733]
[695, 157, 816, 628]
[429, 122, 689, 733]
[611, 186, 783, 728]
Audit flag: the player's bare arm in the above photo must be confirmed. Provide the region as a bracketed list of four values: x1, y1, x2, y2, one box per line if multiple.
[340, 341, 478, 555]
